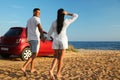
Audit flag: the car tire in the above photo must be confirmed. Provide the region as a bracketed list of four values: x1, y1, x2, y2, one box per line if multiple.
[21, 47, 32, 61]
[0, 53, 11, 58]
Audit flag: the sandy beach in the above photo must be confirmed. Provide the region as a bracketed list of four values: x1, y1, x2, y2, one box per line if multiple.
[0, 49, 120, 80]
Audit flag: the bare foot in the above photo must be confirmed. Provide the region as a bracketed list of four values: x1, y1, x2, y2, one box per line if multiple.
[49, 70, 55, 80]
[56, 74, 62, 78]
[31, 69, 37, 73]
[21, 68, 27, 76]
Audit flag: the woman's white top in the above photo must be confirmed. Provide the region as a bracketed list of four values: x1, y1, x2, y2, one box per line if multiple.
[48, 13, 78, 49]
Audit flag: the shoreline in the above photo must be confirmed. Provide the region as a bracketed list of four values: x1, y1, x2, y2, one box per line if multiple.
[76, 48, 120, 51]
[77, 48, 120, 51]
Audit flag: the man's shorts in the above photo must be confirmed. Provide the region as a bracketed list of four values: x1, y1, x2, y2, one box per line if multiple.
[29, 40, 40, 53]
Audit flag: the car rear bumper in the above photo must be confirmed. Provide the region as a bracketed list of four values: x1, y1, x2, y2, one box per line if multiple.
[0, 44, 27, 55]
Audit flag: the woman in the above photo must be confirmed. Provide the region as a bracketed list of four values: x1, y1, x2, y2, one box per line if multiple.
[47, 8, 78, 79]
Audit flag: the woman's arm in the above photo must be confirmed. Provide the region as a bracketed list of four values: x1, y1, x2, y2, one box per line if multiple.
[63, 11, 78, 24]
[47, 22, 54, 38]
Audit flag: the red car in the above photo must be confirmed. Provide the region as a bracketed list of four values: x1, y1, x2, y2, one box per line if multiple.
[0, 27, 54, 60]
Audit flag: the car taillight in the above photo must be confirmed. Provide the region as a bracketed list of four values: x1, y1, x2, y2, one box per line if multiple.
[0, 38, 1, 43]
[16, 38, 21, 43]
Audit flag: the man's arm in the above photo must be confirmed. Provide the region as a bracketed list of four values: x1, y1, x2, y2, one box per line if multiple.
[37, 24, 43, 35]
[37, 24, 45, 42]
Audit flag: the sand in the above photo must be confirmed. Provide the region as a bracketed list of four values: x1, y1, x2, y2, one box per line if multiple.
[0, 49, 120, 80]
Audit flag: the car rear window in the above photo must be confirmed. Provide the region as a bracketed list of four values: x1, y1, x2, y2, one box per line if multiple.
[4, 28, 22, 37]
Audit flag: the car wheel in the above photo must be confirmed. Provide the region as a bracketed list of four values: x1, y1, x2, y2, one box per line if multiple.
[0, 53, 11, 58]
[21, 47, 32, 61]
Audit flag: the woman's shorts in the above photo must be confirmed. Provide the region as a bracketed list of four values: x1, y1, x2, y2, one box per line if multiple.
[29, 40, 40, 53]
[52, 39, 68, 49]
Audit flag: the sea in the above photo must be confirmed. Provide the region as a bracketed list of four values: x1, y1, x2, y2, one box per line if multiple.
[68, 41, 120, 50]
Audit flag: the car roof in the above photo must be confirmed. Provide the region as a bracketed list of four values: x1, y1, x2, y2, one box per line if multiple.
[10, 27, 26, 29]
[10, 27, 47, 33]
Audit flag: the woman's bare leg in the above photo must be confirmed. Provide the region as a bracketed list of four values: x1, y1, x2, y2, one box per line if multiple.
[57, 49, 65, 77]
[49, 49, 59, 80]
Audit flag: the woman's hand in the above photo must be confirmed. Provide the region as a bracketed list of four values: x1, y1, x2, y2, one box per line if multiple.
[62, 11, 67, 15]
[63, 11, 73, 16]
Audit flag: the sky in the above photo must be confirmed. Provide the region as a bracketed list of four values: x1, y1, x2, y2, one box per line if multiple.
[0, 0, 120, 41]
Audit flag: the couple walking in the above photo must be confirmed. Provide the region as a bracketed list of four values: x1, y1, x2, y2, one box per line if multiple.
[21, 8, 78, 79]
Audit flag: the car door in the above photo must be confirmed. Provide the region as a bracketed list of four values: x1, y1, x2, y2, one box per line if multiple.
[38, 32, 54, 56]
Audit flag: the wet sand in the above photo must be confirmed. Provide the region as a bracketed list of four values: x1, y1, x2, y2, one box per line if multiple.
[0, 49, 120, 80]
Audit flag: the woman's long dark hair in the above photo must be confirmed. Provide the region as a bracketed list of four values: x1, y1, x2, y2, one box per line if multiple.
[57, 8, 65, 34]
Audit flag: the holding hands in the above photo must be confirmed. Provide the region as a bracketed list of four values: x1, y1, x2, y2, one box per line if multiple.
[40, 34, 46, 42]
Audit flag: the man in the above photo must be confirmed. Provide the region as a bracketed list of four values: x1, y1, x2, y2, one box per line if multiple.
[21, 8, 44, 76]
